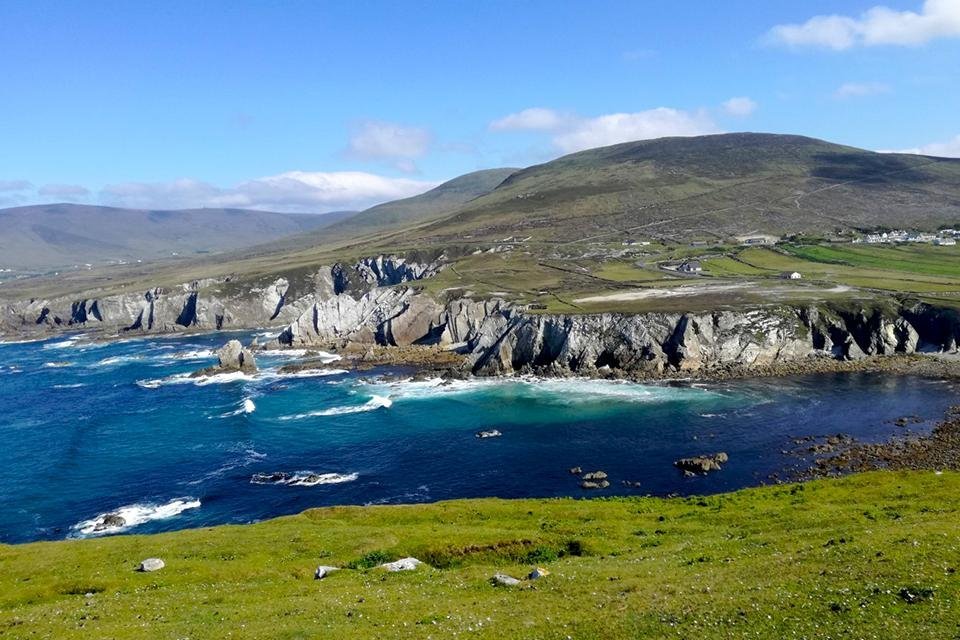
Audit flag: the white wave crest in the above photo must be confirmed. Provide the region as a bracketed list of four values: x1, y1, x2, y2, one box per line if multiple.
[97, 354, 144, 366]
[53, 383, 87, 389]
[368, 376, 716, 405]
[160, 349, 215, 361]
[272, 368, 349, 379]
[217, 397, 257, 418]
[72, 497, 201, 536]
[137, 371, 257, 389]
[43, 361, 73, 368]
[278, 395, 392, 420]
[257, 349, 342, 363]
[250, 471, 358, 486]
[43, 336, 84, 350]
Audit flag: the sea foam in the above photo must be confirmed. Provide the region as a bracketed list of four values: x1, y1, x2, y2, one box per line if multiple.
[278, 395, 392, 420]
[72, 497, 201, 536]
[250, 471, 358, 486]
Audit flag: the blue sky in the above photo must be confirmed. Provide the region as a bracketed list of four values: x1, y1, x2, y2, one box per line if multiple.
[1, 0, 958, 212]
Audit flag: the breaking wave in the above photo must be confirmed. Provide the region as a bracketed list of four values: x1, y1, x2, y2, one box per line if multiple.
[72, 497, 201, 536]
[278, 395, 392, 420]
[250, 471, 358, 486]
[217, 397, 257, 418]
[137, 371, 257, 389]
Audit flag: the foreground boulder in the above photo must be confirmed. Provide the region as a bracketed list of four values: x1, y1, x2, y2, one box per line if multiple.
[675, 452, 729, 474]
[378, 557, 423, 572]
[137, 558, 165, 572]
[314, 565, 340, 580]
[490, 573, 522, 587]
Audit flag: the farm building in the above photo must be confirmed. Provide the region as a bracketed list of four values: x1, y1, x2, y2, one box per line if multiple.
[780, 271, 802, 280]
[678, 260, 702, 273]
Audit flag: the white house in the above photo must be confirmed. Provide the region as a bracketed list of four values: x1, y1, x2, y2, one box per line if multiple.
[780, 271, 802, 280]
[677, 260, 702, 273]
[935, 237, 957, 246]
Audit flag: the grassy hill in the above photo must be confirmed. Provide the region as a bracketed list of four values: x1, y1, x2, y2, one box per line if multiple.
[0, 204, 347, 274]
[1, 471, 957, 639]
[6, 133, 960, 308]
[395, 133, 960, 247]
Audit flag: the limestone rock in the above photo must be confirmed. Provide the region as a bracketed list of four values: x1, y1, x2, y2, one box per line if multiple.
[491, 573, 522, 587]
[137, 558, 165, 572]
[314, 565, 340, 580]
[216, 340, 257, 372]
[378, 557, 423, 572]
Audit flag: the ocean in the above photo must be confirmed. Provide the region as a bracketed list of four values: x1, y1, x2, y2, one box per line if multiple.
[0, 330, 955, 543]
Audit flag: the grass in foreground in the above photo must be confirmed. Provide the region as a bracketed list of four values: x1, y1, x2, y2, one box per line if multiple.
[2, 471, 959, 639]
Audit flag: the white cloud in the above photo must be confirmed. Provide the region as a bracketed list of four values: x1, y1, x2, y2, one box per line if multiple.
[489, 107, 574, 131]
[37, 183, 91, 199]
[885, 134, 960, 157]
[722, 97, 758, 117]
[100, 171, 439, 213]
[490, 107, 721, 154]
[834, 82, 891, 99]
[0, 179, 31, 192]
[346, 120, 432, 172]
[767, 0, 960, 50]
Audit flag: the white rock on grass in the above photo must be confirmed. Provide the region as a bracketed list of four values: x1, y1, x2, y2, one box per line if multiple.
[378, 557, 423, 572]
[137, 558, 165, 572]
[314, 565, 340, 580]
[490, 573, 522, 587]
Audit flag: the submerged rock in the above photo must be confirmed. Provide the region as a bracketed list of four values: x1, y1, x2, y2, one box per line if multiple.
[137, 558, 165, 572]
[475, 429, 502, 439]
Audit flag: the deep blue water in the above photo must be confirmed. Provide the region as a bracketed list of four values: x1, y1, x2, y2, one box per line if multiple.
[0, 330, 956, 544]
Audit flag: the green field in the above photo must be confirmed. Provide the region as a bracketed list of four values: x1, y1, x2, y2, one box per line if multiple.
[2, 471, 958, 639]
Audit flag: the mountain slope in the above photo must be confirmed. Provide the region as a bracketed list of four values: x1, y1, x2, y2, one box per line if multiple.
[0, 204, 345, 272]
[398, 133, 960, 245]
[330, 168, 517, 233]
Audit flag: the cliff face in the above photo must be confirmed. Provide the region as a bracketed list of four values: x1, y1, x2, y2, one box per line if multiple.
[269, 286, 960, 376]
[0, 255, 444, 337]
[5, 252, 960, 378]
[459, 304, 936, 376]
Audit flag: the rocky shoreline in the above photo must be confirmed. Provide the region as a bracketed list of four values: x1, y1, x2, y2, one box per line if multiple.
[798, 405, 960, 480]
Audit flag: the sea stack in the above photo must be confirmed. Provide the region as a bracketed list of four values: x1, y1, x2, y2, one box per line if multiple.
[191, 339, 257, 377]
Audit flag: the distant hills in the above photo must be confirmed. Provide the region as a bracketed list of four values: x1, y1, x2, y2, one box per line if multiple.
[6, 133, 960, 293]
[0, 204, 351, 272]
[394, 133, 960, 246]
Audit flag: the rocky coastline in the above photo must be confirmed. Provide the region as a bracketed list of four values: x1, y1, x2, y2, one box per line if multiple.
[7, 253, 960, 385]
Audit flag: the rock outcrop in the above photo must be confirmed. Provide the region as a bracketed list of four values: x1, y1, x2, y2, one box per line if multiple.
[192, 340, 257, 377]
[675, 452, 729, 474]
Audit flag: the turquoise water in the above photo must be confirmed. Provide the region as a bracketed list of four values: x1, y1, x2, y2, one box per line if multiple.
[1, 330, 956, 543]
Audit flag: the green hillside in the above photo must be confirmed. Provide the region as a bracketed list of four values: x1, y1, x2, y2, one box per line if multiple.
[329, 167, 518, 233]
[397, 133, 960, 247]
[1, 471, 957, 639]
